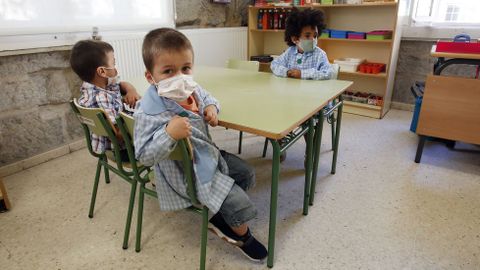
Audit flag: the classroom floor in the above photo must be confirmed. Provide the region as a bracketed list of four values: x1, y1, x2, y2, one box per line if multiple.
[1, 109, 479, 270]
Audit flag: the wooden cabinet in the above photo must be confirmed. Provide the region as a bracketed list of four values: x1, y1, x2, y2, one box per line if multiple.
[248, 2, 401, 118]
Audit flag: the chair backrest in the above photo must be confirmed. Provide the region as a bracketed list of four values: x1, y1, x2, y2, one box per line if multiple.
[117, 112, 199, 205]
[330, 63, 340, 80]
[71, 99, 110, 137]
[226, 59, 260, 72]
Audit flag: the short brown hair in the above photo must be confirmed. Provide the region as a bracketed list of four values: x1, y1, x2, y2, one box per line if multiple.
[142, 28, 193, 72]
[70, 40, 113, 82]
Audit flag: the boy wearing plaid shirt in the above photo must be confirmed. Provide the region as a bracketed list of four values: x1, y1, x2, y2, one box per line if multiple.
[134, 28, 267, 262]
[271, 8, 333, 161]
[70, 40, 140, 157]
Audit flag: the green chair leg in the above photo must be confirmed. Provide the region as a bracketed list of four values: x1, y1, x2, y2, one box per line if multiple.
[200, 206, 209, 270]
[135, 183, 146, 252]
[122, 181, 137, 250]
[309, 111, 324, 206]
[103, 156, 111, 184]
[238, 131, 243, 154]
[262, 138, 268, 158]
[88, 159, 103, 218]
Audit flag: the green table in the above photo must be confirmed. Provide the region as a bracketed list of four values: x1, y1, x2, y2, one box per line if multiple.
[128, 66, 352, 267]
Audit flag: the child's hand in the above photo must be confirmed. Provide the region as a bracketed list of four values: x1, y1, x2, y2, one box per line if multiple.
[124, 91, 140, 108]
[166, 116, 191, 140]
[287, 69, 301, 79]
[204, 105, 218, 127]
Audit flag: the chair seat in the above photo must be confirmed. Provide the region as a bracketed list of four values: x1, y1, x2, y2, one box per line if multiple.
[105, 150, 143, 169]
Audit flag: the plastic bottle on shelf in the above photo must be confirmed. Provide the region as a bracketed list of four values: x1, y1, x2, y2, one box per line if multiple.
[262, 9, 269, 29]
[257, 9, 263, 30]
[268, 9, 274, 29]
[273, 9, 279, 29]
[279, 9, 285, 29]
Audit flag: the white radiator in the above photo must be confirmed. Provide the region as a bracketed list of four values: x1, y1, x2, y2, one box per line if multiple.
[105, 27, 248, 79]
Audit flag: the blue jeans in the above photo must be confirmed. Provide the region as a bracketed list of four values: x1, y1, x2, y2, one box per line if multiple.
[218, 150, 257, 227]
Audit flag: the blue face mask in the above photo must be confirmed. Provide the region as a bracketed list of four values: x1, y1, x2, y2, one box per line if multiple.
[298, 38, 317, 53]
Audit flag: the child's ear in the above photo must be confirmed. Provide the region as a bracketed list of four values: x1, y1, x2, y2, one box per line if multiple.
[145, 70, 155, 84]
[291, 36, 299, 44]
[96, 67, 107, 78]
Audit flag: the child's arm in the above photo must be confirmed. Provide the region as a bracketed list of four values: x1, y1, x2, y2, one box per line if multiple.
[120, 81, 140, 108]
[270, 50, 291, 78]
[300, 50, 332, 80]
[196, 86, 220, 127]
[134, 112, 191, 167]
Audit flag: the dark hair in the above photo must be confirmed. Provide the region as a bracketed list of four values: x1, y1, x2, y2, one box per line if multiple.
[284, 8, 326, 47]
[70, 40, 113, 82]
[142, 28, 194, 73]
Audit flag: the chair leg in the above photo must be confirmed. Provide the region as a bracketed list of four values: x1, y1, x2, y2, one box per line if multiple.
[200, 206, 209, 270]
[262, 138, 268, 158]
[88, 159, 103, 218]
[238, 131, 243, 154]
[135, 183, 146, 252]
[103, 156, 110, 184]
[122, 181, 137, 250]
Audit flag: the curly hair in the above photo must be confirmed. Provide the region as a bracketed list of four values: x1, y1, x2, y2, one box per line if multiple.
[284, 8, 326, 47]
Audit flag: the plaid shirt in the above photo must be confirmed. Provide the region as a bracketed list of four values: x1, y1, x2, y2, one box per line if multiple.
[134, 85, 234, 213]
[270, 46, 332, 80]
[78, 81, 123, 153]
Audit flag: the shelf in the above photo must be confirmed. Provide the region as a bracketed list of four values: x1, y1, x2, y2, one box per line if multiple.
[339, 70, 387, 78]
[250, 29, 285, 33]
[250, 2, 397, 9]
[319, 37, 391, 43]
[343, 100, 382, 118]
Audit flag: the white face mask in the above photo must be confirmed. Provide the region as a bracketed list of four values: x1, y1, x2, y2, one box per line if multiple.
[297, 38, 317, 53]
[107, 74, 120, 86]
[153, 74, 197, 102]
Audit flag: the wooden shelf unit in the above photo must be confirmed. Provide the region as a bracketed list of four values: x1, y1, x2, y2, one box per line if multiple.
[248, 2, 401, 118]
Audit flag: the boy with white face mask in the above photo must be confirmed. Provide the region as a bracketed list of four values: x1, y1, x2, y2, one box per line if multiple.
[134, 28, 268, 262]
[70, 40, 140, 157]
[270, 8, 333, 162]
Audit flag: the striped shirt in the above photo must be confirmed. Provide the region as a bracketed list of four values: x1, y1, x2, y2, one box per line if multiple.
[270, 46, 332, 80]
[77, 81, 123, 153]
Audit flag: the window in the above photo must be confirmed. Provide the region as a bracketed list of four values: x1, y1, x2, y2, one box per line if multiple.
[411, 0, 480, 26]
[0, 0, 175, 51]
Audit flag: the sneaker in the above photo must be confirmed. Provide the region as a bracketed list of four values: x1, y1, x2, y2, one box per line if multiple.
[208, 212, 242, 246]
[208, 213, 267, 262]
[237, 229, 268, 262]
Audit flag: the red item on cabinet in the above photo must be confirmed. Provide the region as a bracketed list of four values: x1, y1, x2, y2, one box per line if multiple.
[358, 62, 386, 74]
[262, 9, 268, 29]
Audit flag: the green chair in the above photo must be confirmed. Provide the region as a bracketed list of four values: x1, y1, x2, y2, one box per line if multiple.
[70, 99, 144, 250]
[226, 59, 260, 154]
[116, 112, 210, 270]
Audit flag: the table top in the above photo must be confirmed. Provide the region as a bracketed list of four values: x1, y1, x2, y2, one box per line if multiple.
[431, 45, 480, 60]
[128, 66, 352, 140]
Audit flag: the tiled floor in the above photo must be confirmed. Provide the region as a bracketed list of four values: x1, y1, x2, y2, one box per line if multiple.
[1, 109, 479, 270]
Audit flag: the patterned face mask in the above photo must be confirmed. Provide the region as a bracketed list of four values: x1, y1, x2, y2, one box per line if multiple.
[153, 74, 198, 102]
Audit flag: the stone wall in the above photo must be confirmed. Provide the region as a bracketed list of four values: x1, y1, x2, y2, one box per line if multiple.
[176, 0, 251, 28]
[392, 40, 477, 105]
[0, 50, 83, 166]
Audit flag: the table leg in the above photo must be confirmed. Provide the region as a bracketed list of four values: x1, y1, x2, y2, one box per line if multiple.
[309, 109, 324, 206]
[415, 135, 427, 163]
[267, 139, 281, 268]
[303, 118, 314, 216]
[331, 96, 344, 174]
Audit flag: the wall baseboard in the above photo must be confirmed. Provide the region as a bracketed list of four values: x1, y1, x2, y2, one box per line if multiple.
[391, 101, 414, 112]
[0, 140, 86, 178]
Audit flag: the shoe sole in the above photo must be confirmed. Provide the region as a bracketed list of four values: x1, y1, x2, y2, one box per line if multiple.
[208, 223, 266, 263]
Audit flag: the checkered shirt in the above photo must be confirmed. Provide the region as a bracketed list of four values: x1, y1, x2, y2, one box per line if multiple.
[270, 46, 332, 80]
